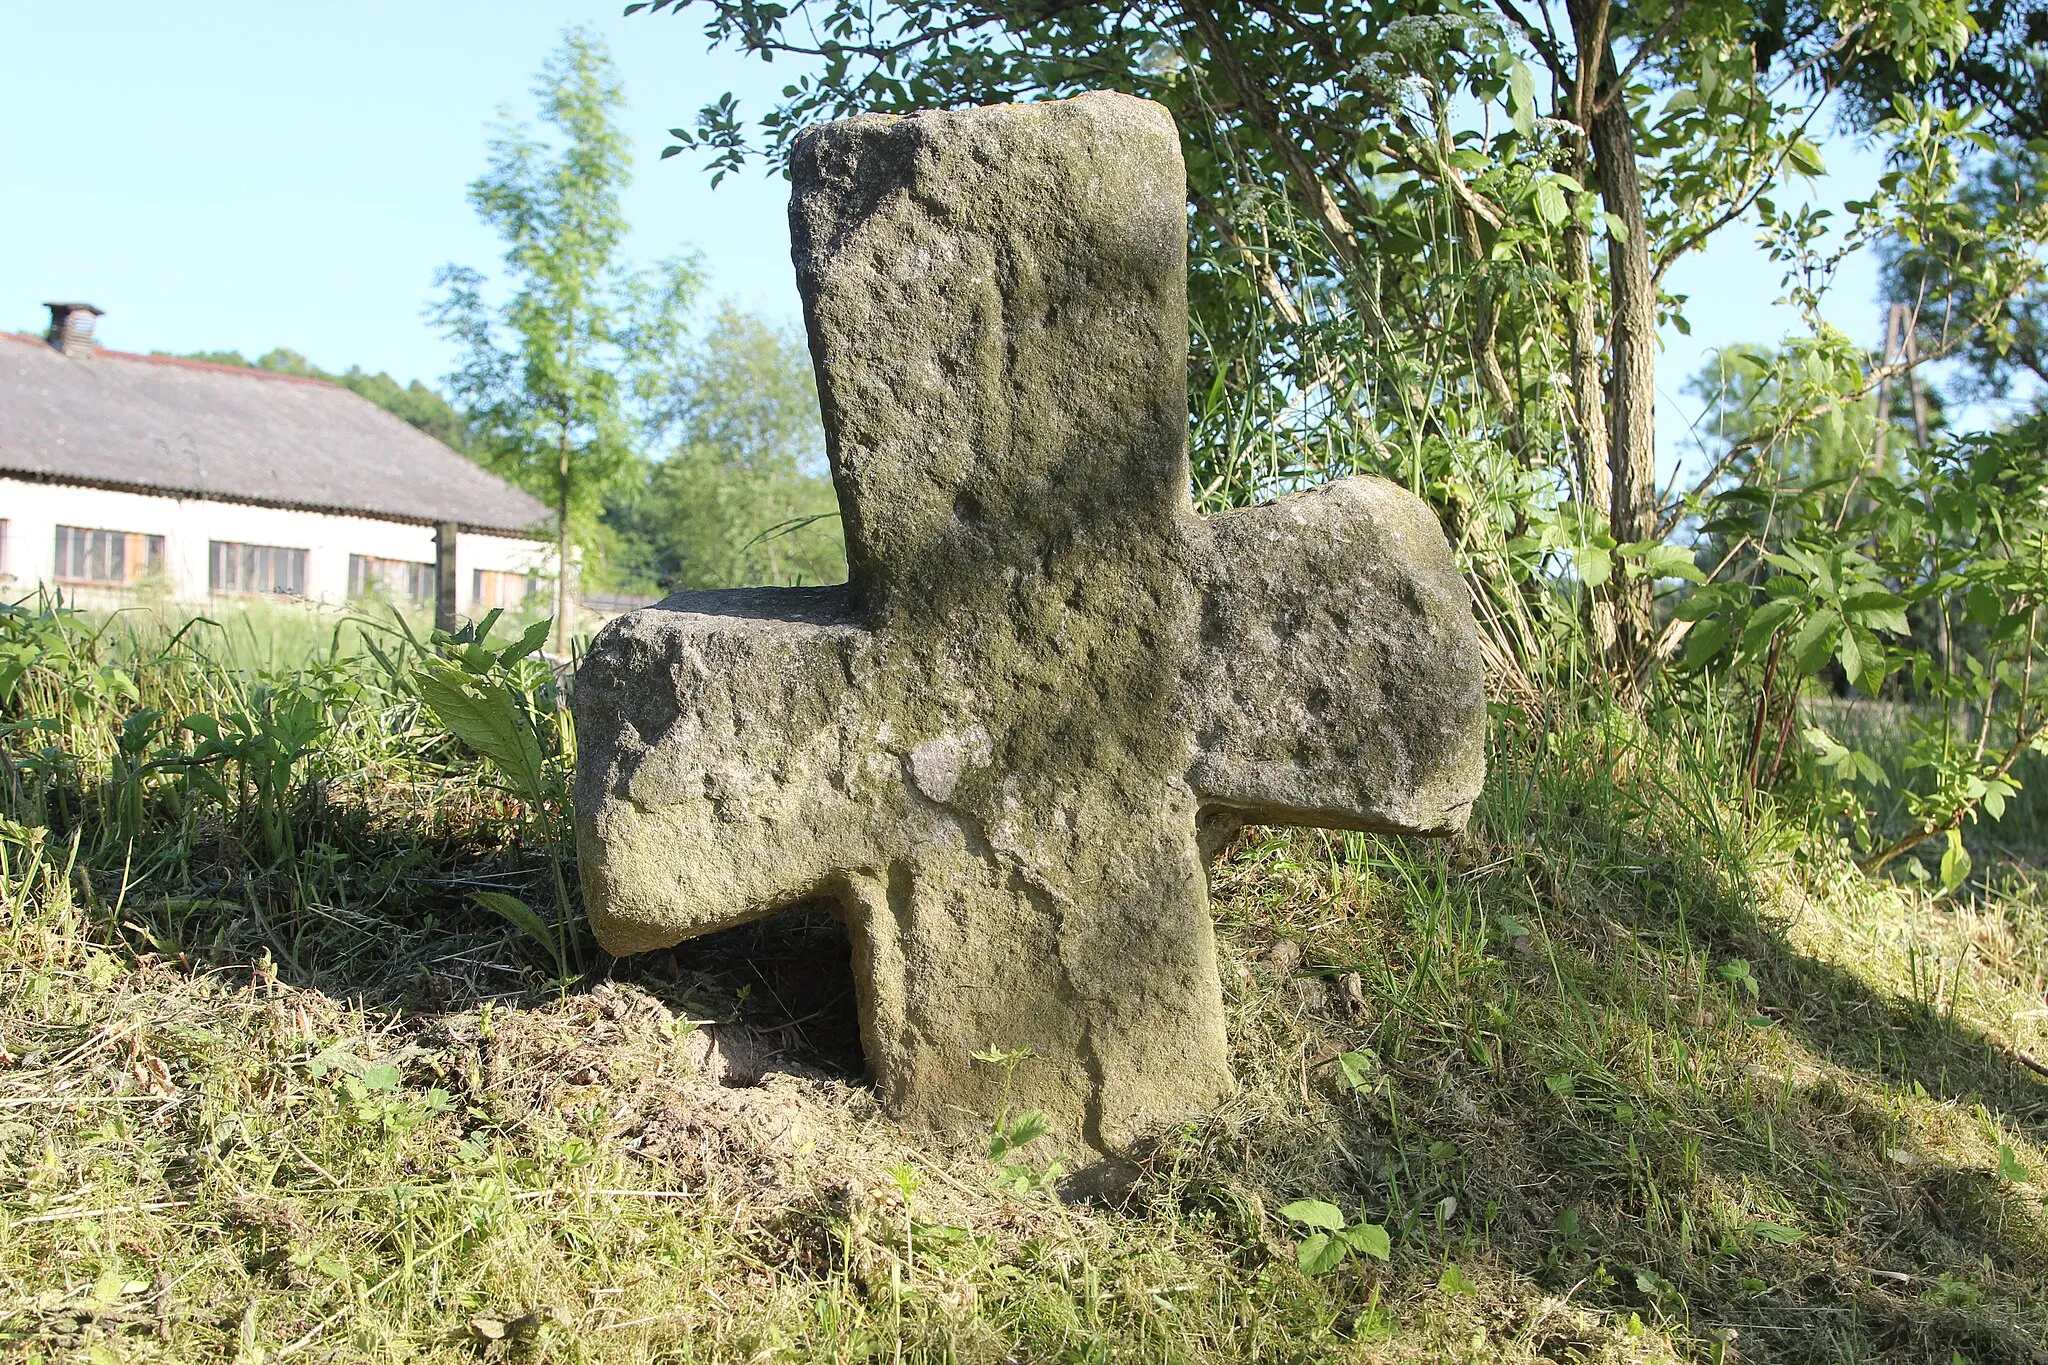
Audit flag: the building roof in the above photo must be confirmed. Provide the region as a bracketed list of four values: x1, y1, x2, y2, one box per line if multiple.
[0, 332, 549, 536]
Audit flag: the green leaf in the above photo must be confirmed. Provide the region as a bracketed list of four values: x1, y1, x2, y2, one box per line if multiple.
[1760, 550, 1812, 578]
[1804, 725, 1848, 764]
[1601, 211, 1630, 242]
[1681, 617, 1732, 671]
[1509, 61, 1535, 114]
[1998, 1143, 2032, 1182]
[1509, 61, 1536, 134]
[473, 890, 560, 961]
[1748, 1221, 1804, 1244]
[1836, 623, 1864, 686]
[498, 618, 553, 668]
[1576, 543, 1613, 588]
[1279, 1199, 1347, 1231]
[1676, 583, 1747, 621]
[414, 662, 548, 803]
[1742, 598, 1801, 654]
[992, 1108, 1050, 1159]
[1335, 1050, 1377, 1092]
[1940, 828, 1971, 892]
[1533, 177, 1568, 226]
[1763, 573, 1809, 598]
[1438, 1262, 1477, 1296]
[1718, 959, 1760, 999]
[1296, 1232, 1347, 1276]
[360, 1063, 402, 1091]
[1841, 590, 1910, 634]
[1789, 608, 1841, 675]
[1343, 1222, 1393, 1261]
[1638, 542, 1706, 584]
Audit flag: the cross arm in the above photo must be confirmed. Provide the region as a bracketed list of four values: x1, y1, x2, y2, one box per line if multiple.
[572, 584, 895, 954]
[1186, 477, 1488, 837]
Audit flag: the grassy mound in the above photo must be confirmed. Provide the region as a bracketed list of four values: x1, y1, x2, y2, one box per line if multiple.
[1, 606, 2044, 1362]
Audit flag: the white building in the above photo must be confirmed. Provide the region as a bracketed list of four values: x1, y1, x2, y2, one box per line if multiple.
[0, 303, 553, 617]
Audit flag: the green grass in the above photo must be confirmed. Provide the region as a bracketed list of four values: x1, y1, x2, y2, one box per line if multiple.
[1, 600, 2044, 1362]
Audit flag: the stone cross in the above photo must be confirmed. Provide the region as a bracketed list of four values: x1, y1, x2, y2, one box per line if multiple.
[573, 91, 1486, 1155]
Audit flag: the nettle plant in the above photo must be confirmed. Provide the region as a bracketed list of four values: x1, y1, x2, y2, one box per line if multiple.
[1679, 414, 2048, 878]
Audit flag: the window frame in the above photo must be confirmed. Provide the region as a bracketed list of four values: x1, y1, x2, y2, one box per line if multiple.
[53, 525, 164, 586]
[209, 540, 309, 598]
[347, 553, 437, 603]
[471, 568, 536, 612]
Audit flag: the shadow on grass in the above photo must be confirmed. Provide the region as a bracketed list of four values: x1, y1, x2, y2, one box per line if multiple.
[1164, 710, 2048, 1364]
[75, 783, 874, 1097]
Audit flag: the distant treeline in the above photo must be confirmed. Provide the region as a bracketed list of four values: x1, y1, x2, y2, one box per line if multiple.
[167, 348, 472, 454]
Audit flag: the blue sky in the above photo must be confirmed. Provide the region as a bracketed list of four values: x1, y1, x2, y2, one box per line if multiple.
[3, 2, 1891, 476]
[2, 4, 802, 367]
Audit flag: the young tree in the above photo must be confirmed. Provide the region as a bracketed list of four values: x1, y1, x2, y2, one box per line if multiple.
[433, 27, 700, 654]
[606, 305, 845, 590]
[1881, 149, 2048, 408]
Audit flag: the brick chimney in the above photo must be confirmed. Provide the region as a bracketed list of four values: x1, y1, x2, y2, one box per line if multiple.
[44, 302, 104, 357]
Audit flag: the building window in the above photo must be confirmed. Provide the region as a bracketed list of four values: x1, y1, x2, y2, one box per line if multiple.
[473, 569, 535, 611]
[54, 526, 165, 585]
[210, 540, 308, 597]
[348, 555, 437, 603]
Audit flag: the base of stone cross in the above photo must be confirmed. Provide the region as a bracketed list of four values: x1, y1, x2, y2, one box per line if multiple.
[572, 91, 1487, 1167]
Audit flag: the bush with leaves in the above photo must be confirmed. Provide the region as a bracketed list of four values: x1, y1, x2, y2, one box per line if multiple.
[1679, 413, 2048, 875]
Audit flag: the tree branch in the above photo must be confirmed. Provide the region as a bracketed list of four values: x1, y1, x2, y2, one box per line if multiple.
[1651, 95, 1832, 283]
[1489, 0, 1571, 87]
[1596, 0, 1699, 115]
[1181, 0, 1388, 335]
[1188, 187, 1306, 325]
[1860, 713, 2048, 873]
[1383, 117, 1508, 229]
[1656, 339, 1968, 536]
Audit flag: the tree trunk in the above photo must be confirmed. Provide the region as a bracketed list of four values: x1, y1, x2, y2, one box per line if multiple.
[1562, 206, 1618, 659]
[1568, 0, 1658, 683]
[554, 422, 572, 659]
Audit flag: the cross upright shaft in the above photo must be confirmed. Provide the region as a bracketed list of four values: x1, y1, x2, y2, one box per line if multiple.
[573, 92, 1486, 1156]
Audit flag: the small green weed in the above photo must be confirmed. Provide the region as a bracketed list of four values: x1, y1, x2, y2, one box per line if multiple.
[1278, 1199, 1393, 1275]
